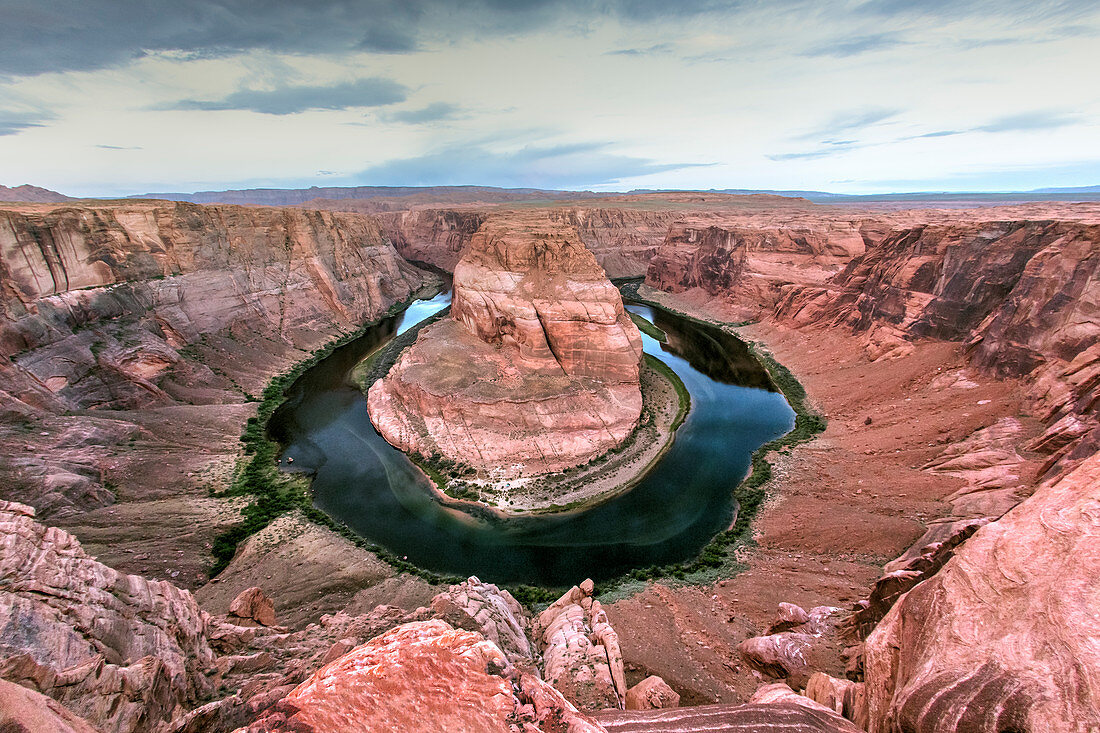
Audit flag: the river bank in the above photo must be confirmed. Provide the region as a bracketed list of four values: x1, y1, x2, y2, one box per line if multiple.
[601, 284, 1046, 705]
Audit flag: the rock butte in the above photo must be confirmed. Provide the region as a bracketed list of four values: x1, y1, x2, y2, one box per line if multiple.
[368, 212, 644, 478]
[0, 191, 1098, 732]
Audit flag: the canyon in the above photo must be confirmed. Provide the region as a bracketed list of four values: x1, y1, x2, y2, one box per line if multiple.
[0, 190, 1097, 732]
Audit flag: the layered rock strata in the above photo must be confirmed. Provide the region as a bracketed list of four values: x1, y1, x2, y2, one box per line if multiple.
[775, 220, 1100, 475]
[368, 213, 643, 477]
[0, 200, 432, 526]
[532, 579, 627, 711]
[0, 500, 215, 732]
[860, 450, 1100, 733]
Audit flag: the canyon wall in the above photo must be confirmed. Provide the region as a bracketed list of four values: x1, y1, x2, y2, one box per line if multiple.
[774, 220, 1100, 474]
[376, 208, 486, 271]
[861, 449, 1100, 733]
[0, 201, 433, 521]
[378, 206, 679, 278]
[644, 216, 870, 317]
[368, 212, 644, 477]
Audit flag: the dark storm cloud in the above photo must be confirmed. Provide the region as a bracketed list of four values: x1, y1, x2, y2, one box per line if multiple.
[355, 141, 711, 188]
[379, 102, 461, 124]
[0, 0, 751, 77]
[799, 32, 905, 58]
[165, 78, 408, 115]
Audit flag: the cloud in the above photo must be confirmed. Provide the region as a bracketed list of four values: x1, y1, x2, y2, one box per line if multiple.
[0, 0, 752, 77]
[903, 110, 1080, 140]
[165, 78, 408, 115]
[605, 43, 674, 56]
[96, 144, 142, 150]
[354, 141, 711, 188]
[975, 110, 1078, 133]
[800, 32, 906, 58]
[797, 107, 901, 140]
[380, 102, 461, 124]
[0, 109, 54, 136]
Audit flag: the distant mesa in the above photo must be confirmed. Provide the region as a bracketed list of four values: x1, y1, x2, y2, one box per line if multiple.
[367, 211, 644, 478]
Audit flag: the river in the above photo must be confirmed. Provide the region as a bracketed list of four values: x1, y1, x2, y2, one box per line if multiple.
[268, 289, 795, 587]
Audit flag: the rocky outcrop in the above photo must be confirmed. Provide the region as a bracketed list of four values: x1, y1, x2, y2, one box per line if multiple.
[0, 500, 215, 732]
[776, 220, 1100, 476]
[0, 678, 100, 733]
[368, 213, 643, 477]
[240, 619, 604, 733]
[625, 676, 679, 710]
[738, 604, 843, 688]
[429, 576, 532, 665]
[531, 579, 627, 711]
[228, 588, 277, 628]
[861, 451, 1100, 733]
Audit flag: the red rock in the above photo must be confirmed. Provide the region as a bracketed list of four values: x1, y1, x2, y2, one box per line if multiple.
[625, 676, 680, 710]
[369, 213, 643, 477]
[0, 501, 215, 732]
[862, 451, 1100, 733]
[533, 580, 627, 710]
[240, 619, 603, 732]
[229, 587, 277, 627]
[0, 678, 100, 733]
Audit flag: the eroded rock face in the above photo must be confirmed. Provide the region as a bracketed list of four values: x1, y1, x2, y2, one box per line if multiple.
[644, 218, 867, 313]
[862, 451, 1100, 733]
[429, 576, 532, 665]
[532, 579, 627, 711]
[368, 213, 643, 477]
[775, 220, 1100, 477]
[240, 619, 604, 733]
[0, 500, 215, 732]
[0, 201, 433, 519]
[377, 208, 486, 271]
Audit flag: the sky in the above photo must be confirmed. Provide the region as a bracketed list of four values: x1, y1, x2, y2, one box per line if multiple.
[0, 0, 1098, 197]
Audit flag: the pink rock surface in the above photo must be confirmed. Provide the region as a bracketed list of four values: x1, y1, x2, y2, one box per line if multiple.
[240, 619, 603, 732]
[863, 451, 1100, 733]
[369, 213, 643, 477]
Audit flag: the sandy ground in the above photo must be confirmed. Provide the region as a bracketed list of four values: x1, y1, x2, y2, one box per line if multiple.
[603, 290, 1046, 704]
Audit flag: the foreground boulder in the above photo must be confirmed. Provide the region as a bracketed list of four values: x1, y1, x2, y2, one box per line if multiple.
[228, 587, 277, 627]
[0, 500, 215, 732]
[369, 212, 643, 477]
[429, 576, 532, 664]
[240, 619, 603, 732]
[863, 451, 1100, 732]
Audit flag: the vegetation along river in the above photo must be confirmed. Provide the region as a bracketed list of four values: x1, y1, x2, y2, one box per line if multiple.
[269, 289, 795, 587]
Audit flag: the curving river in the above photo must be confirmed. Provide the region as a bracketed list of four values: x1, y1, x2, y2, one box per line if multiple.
[268, 289, 795, 587]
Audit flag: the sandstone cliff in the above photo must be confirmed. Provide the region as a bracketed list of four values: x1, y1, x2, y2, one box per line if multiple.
[859, 450, 1100, 733]
[376, 208, 486, 271]
[644, 216, 869, 317]
[0, 201, 432, 521]
[774, 220, 1100, 475]
[368, 213, 643, 477]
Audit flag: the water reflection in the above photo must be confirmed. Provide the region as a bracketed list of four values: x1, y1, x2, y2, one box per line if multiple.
[269, 291, 794, 587]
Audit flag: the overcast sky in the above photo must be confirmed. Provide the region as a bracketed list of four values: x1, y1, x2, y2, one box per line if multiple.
[1, 0, 1098, 196]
